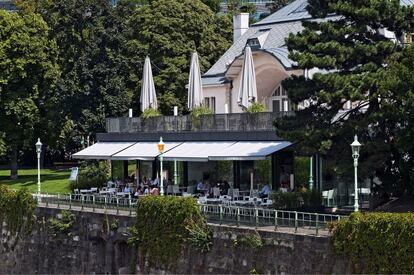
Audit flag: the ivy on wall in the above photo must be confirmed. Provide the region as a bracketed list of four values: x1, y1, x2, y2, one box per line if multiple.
[0, 185, 36, 237]
[128, 196, 211, 271]
[330, 212, 414, 274]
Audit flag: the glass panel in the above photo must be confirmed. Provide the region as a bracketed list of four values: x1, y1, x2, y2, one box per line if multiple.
[211, 97, 216, 113]
[272, 100, 280, 112]
[282, 98, 289, 111]
[140, 161, 153, 182]
[112, 160, 123, 180]
[254, 157, 272, 191]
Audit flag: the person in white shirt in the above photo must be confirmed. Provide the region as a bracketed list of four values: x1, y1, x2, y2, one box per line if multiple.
[196, 180, 205, 194]
[259, 184, 270, 198]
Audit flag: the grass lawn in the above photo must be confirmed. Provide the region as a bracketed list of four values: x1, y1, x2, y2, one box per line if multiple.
[0, 168, 71, 194]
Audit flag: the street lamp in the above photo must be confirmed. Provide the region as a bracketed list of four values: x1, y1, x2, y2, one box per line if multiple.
[158, 137, 165, 196]
[351, 135, 361, 212]
[35, 138, 42, 203]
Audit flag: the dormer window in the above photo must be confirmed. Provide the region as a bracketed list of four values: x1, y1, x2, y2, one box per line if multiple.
[247, 38, 260, 49]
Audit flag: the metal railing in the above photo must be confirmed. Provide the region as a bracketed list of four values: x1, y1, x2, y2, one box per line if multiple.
[106, 112, 293, 133]
[36, 193, 344, 235]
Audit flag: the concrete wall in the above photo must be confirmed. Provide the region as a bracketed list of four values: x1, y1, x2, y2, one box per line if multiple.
[0, 207, 349, 274]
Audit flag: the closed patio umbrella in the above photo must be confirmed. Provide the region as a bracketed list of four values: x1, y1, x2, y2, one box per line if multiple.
[140, 56, 158, 112]
[187, 51, 204, 111]
[237, 45, 257, 109]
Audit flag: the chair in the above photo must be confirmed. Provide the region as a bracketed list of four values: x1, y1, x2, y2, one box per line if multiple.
[232, 189, 242, 201]
[172, 185, 180, 196]
[213, 187, 220, 198]
[90, 187, 98, 193]
[166, 185, 173, 195]
[187, 185, 195, 194]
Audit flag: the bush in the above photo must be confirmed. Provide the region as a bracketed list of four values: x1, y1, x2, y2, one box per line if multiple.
[190, 106, 212, 118]
[128, 196, 208, 270]
[246, 102, 266, 113]
[70, 160, 109, 190]
[141, 108, 162, 118]
[0, 185, 36, 236]
[294, 157, 310, 188]
[271, 189, 322, 209]
[330, 212, 414, 274]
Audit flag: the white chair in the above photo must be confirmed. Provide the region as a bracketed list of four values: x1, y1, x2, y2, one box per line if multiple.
[166, 185, 173, 195]
[90, 187, 98, 193]
[213, 187, 220, 198]
[232, 189, 242, 201]
[172, 185, 180, 196]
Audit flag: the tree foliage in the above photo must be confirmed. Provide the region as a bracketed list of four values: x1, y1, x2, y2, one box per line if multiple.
[126, 0, 231, 114]
[0, 10, 59, 177]
[276, 0, 414, 195]
[266, 0, 294, 13]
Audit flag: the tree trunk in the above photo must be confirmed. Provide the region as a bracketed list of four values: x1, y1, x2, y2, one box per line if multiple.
[10, 147, 18, 180]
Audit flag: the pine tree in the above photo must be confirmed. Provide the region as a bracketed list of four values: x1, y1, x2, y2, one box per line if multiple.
[276, 0, 414, 195]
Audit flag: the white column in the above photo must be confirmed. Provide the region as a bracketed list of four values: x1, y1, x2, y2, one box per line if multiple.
[37, 152, 41, 203]
[354, 158, 359, 212]
[309, 156, 314, 190]
[160, 156, 164, 196]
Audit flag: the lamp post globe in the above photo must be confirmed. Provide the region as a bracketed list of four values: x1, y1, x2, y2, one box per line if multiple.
[350, 135, 361, 212]
[35, 138, 42, 203]
[158, 137, 165, 196]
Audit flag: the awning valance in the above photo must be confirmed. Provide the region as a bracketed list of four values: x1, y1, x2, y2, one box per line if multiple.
[161, 142, 237, 162]
[72, 142, 135, 159]
[208, 141, 291, 161]
[111, 142, 182, 161]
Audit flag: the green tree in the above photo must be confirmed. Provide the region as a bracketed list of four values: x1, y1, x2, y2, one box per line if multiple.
[0, 10, 59, 179]
[276, 0, 414, 195]
[126, 0, 231, 114]
[201, 0, 221, 13]
[266, 0, 294, 13]
[18, 0, 136, 156]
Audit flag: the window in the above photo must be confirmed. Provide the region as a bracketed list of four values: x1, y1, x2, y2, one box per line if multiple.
[270, 85, 290, 112]
[404, 33, 414, 44]
[204, 97, 216, 113]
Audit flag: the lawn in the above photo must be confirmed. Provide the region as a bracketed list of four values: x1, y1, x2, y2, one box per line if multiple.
[0, 168, 71, 194]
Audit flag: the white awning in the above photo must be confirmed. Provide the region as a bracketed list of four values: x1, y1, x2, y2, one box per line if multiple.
[72, 142, 136, 159]
[208, 141, 292, 161]
[161, 142, 237, 162]
[111, 142, 182, 161]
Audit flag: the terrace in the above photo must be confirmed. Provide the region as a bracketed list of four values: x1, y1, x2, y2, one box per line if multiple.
[106, 111, 294, 133]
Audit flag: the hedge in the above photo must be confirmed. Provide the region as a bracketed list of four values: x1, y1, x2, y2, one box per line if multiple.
[330, 212, 414, 274]
[128, 196, 210, 271]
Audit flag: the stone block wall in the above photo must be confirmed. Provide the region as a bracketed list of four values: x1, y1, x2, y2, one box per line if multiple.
[0, 207, 349, 274]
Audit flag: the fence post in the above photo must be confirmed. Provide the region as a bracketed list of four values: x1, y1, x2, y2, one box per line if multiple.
[92, 195, 95, 212]
[294, 211, 298, 233]
[57, 193, 60, 208]
[219, 205, 223, 225]
[255, 208, 259, 229]
[116, 198, 119, 214]
[236, 207, 240, 227]
[315, 213, 319, 236]
[274, 210, 278, 231]
[46, 193, 49, 207]
[69, 193, 72, 210]
[81, 195, 84, 211]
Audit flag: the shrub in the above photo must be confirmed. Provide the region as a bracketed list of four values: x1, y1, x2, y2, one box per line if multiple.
[330, 212, 414, 274]
[271, 189, 322, 209]
[0, 185, 36, 236]
[128, 196, 208, 270]
[48, 210, 76, 237]
[190, 106, 212, 118]
[235, 231, 263, 250]
[246, 102, 266, 113]
[70, 160, 109, 190]
[141, 108, 162, 118]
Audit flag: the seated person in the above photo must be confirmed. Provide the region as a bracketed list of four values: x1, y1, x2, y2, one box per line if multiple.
[150, 186, 160, 196]
[123, 186, 130, 193]
[221, 181, 230, 195]
[196, 180, 205, 194]
[259, 184, 270, 198]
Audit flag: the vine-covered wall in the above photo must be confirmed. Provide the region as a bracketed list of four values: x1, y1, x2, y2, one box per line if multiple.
[0, 207, 350, 274]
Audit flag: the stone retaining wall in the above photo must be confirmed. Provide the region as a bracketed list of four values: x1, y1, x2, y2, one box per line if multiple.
[0, 207, 349, 274]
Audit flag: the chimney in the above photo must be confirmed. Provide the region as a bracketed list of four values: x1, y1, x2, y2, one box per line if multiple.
[233, 13, 249, 42]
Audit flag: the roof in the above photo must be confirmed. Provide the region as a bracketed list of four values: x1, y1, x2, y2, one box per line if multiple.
[202, 0, 414, 86]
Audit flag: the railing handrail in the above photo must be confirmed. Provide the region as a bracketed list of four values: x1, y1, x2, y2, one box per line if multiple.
[106, 111, 294, 133]
[35, 193, 345, 235]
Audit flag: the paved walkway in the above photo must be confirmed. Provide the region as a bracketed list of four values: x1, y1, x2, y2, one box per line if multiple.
[37, 203, 331, 237]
